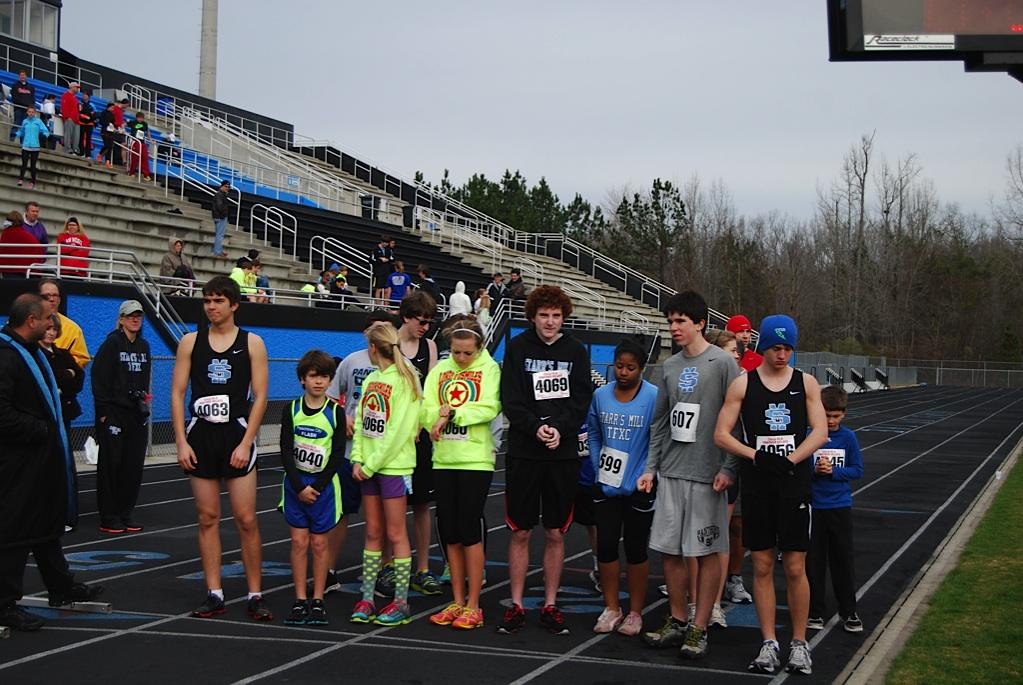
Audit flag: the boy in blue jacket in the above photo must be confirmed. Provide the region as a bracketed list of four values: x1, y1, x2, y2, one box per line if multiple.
[807, 386, 864, 633]
[15, 106, 49, 188]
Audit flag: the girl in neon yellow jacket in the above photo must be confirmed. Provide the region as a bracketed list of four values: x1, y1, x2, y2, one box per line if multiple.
[420, 319, 501, 630]
[349, 321, 422, 627]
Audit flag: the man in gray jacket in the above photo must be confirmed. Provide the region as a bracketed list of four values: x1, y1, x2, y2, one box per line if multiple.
[637, 291, 738, 659]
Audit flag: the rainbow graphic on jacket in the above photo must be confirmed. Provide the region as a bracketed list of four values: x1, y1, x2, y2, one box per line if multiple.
[439, 370, 482, 408]
[361, 381, 393, 419]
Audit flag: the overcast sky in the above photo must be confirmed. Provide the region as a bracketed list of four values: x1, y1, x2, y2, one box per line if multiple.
[62, 1, 1023, 220]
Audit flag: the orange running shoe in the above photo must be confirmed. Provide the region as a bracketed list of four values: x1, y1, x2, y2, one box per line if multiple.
[452, 606, 484, 630]
[429, 602, 463, 626]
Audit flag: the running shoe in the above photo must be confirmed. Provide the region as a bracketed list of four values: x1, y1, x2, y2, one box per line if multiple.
[497, 603, 525, 634]
[748, 640, 781, 674]
[411, 570, 442, 596]
[375, 563, 397, 597]
[726, 574, 753, 604]
[350, 599, 376, 623]
[589, 569, 602, 594]
[247, 595, 273, 621]
[452, 606, 484, 630]
[122, 520, 143, 533]
[617, 612, 643, 636]
[593, 606, 623, 633]
[49, 582, 104, 608]
[99, 524, 126, 535]
[324, 570, 341, 595]
[642, 614, 688, 648]
[843, 613, 864, 633]
[284, 600, 309, 625]
[540, 604, 569, 635]
[374, 601, 412, 626]
[807, 616, 825, 631]
[786, 639, 813, 675]
[0, 605, 43, 631]
[439, 563, 451, 584]
[429, 602, 464, 626]
[191, 592, 226, 618]
[710, 603, 728, 629]
[680, 624, 708, 659]
[307, 599, 328, 626]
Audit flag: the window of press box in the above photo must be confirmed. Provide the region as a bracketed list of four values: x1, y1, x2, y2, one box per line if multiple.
[0, 0, 58, 50]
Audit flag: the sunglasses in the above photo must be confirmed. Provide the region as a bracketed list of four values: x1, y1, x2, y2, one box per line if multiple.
[415, 318, 433, 326]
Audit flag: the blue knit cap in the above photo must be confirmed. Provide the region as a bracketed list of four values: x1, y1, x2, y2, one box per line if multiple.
[757, 314, 798, 352]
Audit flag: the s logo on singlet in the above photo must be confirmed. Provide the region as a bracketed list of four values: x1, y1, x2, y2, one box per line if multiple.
[765, 403, 791, 431]
[677, 367, 699, 393]
[208, 358, 232, 385]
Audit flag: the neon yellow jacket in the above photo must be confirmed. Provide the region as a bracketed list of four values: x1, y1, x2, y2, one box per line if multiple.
[350, 363, 420, 477]
[421, 349, 501, 471]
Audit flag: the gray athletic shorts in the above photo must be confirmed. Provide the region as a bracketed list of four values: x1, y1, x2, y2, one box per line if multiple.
[648, 476, 729, 557]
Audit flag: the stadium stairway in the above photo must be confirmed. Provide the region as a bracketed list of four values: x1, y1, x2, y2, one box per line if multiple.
[0, 139, 316, 293]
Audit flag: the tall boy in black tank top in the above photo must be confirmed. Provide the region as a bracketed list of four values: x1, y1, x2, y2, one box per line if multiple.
[171, 277, 273, 621]
[714, 315, 828, 676]
[397, 293, 442, 594]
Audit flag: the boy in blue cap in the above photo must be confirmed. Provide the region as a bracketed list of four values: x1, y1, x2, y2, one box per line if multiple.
[714, 314, 829, 676]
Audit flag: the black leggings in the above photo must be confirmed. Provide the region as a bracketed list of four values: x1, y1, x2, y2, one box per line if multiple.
[19, 149, 39, 183]
[594, 490, 656, 564]
[96, 410, 149, 527]
[433, 469, 491, 547]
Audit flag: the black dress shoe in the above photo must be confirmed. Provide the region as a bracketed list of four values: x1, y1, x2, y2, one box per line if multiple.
[48, 583, 104, 608]
[0, 604, 44, 631]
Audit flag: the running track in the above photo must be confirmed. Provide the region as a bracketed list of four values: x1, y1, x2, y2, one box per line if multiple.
[1, 385, 1019, 684]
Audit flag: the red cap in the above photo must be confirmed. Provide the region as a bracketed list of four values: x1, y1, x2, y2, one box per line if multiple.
[726, 315, 752, 333]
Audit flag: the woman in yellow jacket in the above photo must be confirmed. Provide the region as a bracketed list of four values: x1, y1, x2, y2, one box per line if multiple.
[421, 319, 501, 630]
[349, 321, 422, 626]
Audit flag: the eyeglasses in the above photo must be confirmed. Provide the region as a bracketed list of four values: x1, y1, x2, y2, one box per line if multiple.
[41, 293, 59, 299]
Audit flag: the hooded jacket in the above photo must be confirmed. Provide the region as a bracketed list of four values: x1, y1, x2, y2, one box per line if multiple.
[16, 115, 49, 150]
[160, 237, 193, 278]
[56, 228, 90, 276]
[421, 348, 501, 471]
[349, 363, 421, 477]
[448, 281, 472, 317]
[90, 329, 151, 419]
[500, 326, 593, 461]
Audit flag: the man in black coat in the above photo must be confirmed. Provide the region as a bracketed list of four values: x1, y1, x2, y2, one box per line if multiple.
[8, 70, 35, 142]
[0, 294, 101, 632]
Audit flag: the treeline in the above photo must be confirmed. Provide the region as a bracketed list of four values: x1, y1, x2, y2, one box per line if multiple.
[417, 135, 1023, 361]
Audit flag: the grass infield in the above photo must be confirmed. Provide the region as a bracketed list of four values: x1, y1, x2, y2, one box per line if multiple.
[886, 459, 1023, 684]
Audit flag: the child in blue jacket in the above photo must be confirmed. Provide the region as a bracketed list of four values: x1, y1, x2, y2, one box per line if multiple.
[15, 105, 49, 188]
[807, 386, 864, 633]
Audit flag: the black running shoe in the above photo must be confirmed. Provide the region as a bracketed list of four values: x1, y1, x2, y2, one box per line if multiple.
[307, 599, 328, 626]
[284, 600, 308, 626]
[247, 595, 273, 622]
[540, 604, 569, 635]
[48, 582, 104, 608]
[0, 604, 44, 631]
[122, 520, 144, 533]
[497, 603, 525, 634]
[191, 592, 226, 618]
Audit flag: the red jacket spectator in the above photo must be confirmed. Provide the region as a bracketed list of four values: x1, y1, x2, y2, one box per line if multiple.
[56, 216, 91, 277]
[0, 211, 45, 278]
[60, 87, 81, 124]
[113, 101, 125, 128]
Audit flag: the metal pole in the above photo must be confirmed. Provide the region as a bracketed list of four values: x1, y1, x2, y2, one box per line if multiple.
[199, 0, 219, 99]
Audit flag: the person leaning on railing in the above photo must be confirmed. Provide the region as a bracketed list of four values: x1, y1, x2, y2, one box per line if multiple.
[55, 217, 90, 278]
[0, 211, 44, 279]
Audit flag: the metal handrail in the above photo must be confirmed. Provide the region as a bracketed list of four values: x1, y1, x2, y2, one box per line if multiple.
[562, 277, 607, 321]
[7, 243, 189, 340]
[158, 149, 242, 227]
[249, 203, 298, 260]
[308, 236, 372, 281]
[0, 46, 103, 91]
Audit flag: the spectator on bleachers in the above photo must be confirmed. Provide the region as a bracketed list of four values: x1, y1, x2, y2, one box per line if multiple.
[126, 112, 152, 181]
[252, 260, 271, 302]
[0, 211, 44, 279]
[22, 202, 48, 245]
[38, 278, 90, 369]
[387, 260, 413, 306]
[39, 313, 84, 433]
[229, 256, 254, 298]
[60, 82, 82, 156]
[507, 267, 527, 301]
[211, 180, 231, 258]
[97, 101, 116, 168]
[78, 92, 95, 161]
[487, 272, 506, 313]
[315, 269, 332, 296]
[8, 70, 35, 142]
[55, 217, 90, 278]
[14, 108, 48, 190]
[160, 237, 195, 282]
[476, 291, 492, 328]
[371, 235, 393, 304]
[416, 264, 437, 300]
[112, 99, 127, 165]
[448, 280, 472, 318]
[247, 248, 260, 262]
[40, 94, 57, 150]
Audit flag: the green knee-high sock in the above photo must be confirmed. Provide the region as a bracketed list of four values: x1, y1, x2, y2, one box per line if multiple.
[361, 549, 382, 603]
[393, 557, 412, 605]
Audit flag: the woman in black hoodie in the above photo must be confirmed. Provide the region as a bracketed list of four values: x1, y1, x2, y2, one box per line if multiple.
[40, 314, 84, 433]
[91, 300, 152, 535]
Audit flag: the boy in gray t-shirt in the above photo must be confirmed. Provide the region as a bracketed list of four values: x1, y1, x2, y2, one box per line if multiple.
[637, 292, 738, 659]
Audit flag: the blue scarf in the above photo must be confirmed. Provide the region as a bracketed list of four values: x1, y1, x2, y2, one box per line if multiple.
[0, 331, 77, 527]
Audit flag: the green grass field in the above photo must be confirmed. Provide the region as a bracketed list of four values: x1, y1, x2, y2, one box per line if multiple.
[886, 458, 1023, 684]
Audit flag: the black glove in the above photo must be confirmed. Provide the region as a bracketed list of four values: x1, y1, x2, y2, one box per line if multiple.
[754, 449, 795, 477]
